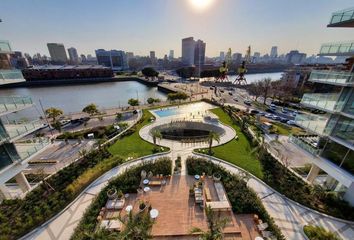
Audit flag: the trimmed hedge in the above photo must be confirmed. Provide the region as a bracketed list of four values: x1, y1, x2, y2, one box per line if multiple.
[186, 157, 285, 240]
[304, 225, 342, 240]
[71, 157, 172, 239]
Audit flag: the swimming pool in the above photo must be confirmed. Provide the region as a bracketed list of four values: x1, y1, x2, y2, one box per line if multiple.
[151, 102, 215, 118]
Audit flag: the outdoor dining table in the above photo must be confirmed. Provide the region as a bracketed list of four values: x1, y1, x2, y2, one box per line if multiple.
[144, 186, 151, 192]
[125, 205, 133, 212]
[143, 179, 149, 185]
[194, 175, 200, 180]
[150, 209, 159, 219]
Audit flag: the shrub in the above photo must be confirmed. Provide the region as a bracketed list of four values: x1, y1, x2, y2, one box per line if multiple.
[304, 225, 342, 240]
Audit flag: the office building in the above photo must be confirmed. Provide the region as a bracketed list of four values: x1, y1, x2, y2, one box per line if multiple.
[0, 40, 25, 85]
[67, 47, 79, 64]
[232, 53, 242, 63]
[194, 39, 206, 65]
[47, 43, 68, 63]
[219, 51, 225, 61]
[292, 7, 354, 205]
[169, 50, 174, 60]
[285, 50, 307, 64]
[181, 37, 206, 66]
[150, 51, 156, 65]
[0, 96, 48, 200]
[95, 49, 128, 71]
[182, 37, 196, 65]
[270, 46, 278, 58]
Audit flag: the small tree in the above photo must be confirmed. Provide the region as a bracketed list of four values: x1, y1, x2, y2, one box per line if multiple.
[45, 107, 63, 122]
[151, 129, 162, 147]
[190, 205, 229, 239]
[128, 98, 139, 108]
[147, 97, 155, 105]
[260, 78, 272, 104]
[207, 132, 220, 155]
[118, 210, 154, 239]
[116, 112, 123, 121]
[142, 67, 159, 80]
[82, 103, 99, 116]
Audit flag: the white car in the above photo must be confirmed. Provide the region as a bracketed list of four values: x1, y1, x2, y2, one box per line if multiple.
[287, 120, 296, 125]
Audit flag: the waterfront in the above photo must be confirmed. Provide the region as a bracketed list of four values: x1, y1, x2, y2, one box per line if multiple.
[0, 72, 283, 115]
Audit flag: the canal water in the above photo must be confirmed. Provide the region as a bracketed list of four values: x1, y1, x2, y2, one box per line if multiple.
[0, 72, 283, 115]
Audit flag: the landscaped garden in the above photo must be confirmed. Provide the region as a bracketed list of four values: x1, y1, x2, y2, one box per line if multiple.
[186, 157, 285, 240]
[304, 225, 342, 240]
[197, 107, 264, 179]
[71, 157, 172, 240]
[206, 105, 354, 221]
[0, 148, 120, 240]
[108, 109, 168, 160]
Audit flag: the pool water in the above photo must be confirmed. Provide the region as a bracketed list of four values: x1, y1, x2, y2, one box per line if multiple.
[152, 102, 214, 118]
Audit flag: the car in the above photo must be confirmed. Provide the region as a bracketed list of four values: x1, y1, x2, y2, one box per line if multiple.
[270, 104, 277, 108]
[228, 92, 233, 96]
[233, 98, 239, 102]
[287, 120, 296, 125]
[281, 108, 288, 113]
[258, 112, 265, 116]
[244, 100, 252, 105]
[250, 109, 259, 115]
[272, 115, 281, 120]
[209, 86, 214, 90]
[280, 117, 288, 123]
[265, 113, 273, 118]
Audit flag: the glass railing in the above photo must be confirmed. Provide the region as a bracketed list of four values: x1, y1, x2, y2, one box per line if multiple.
[1, 120, 44, 141]
[329, 7, 354, 25]
[0, 70, 24, 80]
[0, 96, 33, 114]
[309, 70, 354, 85]
[301, 93, 345, 112]
[0, 40, 12, 53]
[319, 41, 354, 56]
[15, 138, 50, 162]
[290, 135, 320, 156]
[295, 114, 330, 135]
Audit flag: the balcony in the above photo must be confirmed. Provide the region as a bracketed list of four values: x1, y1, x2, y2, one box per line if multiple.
[0, 70, 26, 85]
[328, 7, 354, 28]
[295, 113, 331, 135]
[301, 93, 345, 112]
[0, 96, 33, 116]
[318, 41, 354, 56]
[14, 138, 50, 162]
[0, 40, 12, 53]
[0, 120, 45, 143]
[290, 135, 321, 156]
[309, 70, 354, 86]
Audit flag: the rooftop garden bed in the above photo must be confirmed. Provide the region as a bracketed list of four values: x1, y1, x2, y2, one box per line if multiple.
[304, 225, 342, 240]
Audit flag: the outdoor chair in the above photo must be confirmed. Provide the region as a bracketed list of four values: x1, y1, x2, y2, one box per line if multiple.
[257, 222, 269, 231]
[148, 171, 153, 179]
[261, 230, 272, 238]
[141, 170, 147, 179]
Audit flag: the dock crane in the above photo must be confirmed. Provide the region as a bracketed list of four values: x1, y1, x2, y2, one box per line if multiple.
[233, 45, 251, 85]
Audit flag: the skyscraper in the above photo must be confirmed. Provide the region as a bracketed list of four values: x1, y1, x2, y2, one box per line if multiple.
[194, 39, 206, 65]
[47, 43, 68, 63]
[181, 37, 206, 66]
[219, 51, 225, 61]
[169, 50, 174, 60]
[150, 51, 156, 65]
[182, 37, 196, 65]
[95, 49, 128, 70]
[67, 47, 79, 64]
[270, 46, 278, 58]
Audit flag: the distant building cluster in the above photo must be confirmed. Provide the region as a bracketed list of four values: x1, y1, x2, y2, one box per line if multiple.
[181, 37, 206, 66]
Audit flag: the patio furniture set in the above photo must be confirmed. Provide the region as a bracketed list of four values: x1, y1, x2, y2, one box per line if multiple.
[253, 214, 276, 239]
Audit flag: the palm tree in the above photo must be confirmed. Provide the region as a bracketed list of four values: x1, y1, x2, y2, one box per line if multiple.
[190, 206, 229, 240]
[151, 129, 162, 147]
[207, 132, 220, 155]
[118, 210, 154, 240]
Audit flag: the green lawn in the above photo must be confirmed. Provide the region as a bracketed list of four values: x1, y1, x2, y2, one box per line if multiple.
[272, 122, 304, 136]
[108, 110, 167, 160]
[208, 108, 264, 179]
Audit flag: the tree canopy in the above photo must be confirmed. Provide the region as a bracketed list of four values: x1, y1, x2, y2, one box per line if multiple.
[176, 67, 196, 79]
[167, 92, 189, 101]
[142, 67, 159, 80]
[82, 103, 99, 116]
[45, 107, 63, 121]
[128, 98, 140, 106]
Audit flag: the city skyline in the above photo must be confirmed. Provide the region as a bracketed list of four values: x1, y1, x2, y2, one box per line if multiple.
[1, 0, 354, 58]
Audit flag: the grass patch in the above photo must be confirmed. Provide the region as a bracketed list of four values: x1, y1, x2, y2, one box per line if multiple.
[272, 122, 304, 136]
[207, 108, 264, 179]
[108, 110, 168, 160]
[304, 225, 342, 240]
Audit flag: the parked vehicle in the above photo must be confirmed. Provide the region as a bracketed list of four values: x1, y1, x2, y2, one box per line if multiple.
[233, 98, 239, 102]
[287, 120, 296, 125]
[228, 92, 233, 96]
[250, 109, 259, 115]
[244, 99, 252, 105]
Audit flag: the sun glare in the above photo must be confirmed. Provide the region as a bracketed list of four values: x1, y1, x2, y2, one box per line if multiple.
[189, 0, 215, 11]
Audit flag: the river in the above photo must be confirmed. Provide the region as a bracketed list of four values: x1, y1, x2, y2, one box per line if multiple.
[0, 72, 283, 115]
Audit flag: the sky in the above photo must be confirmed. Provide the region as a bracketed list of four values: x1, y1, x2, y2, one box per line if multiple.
[1, 0, 354, 58]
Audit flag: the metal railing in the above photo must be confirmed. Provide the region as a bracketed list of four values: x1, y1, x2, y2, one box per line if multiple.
[1, 120, 44, 141]
[0, 40, 12, 53]
[329, 7, 354, 25]
[290, 135, 320, 156]
[309, 70, 354, 85]
[0, 96, 33, 114]
[319, 41, 354, 56]
[15, 138, 50, 162]
[0, 69, 24, 80]
[301, 93, 344, 112]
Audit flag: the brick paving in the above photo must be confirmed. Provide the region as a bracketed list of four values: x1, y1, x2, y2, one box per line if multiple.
[122, 175, 258, 239]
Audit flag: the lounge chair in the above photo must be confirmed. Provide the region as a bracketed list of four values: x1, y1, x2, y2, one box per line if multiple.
[261, 230, 272, 238]
[257, 222, 269, 231]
